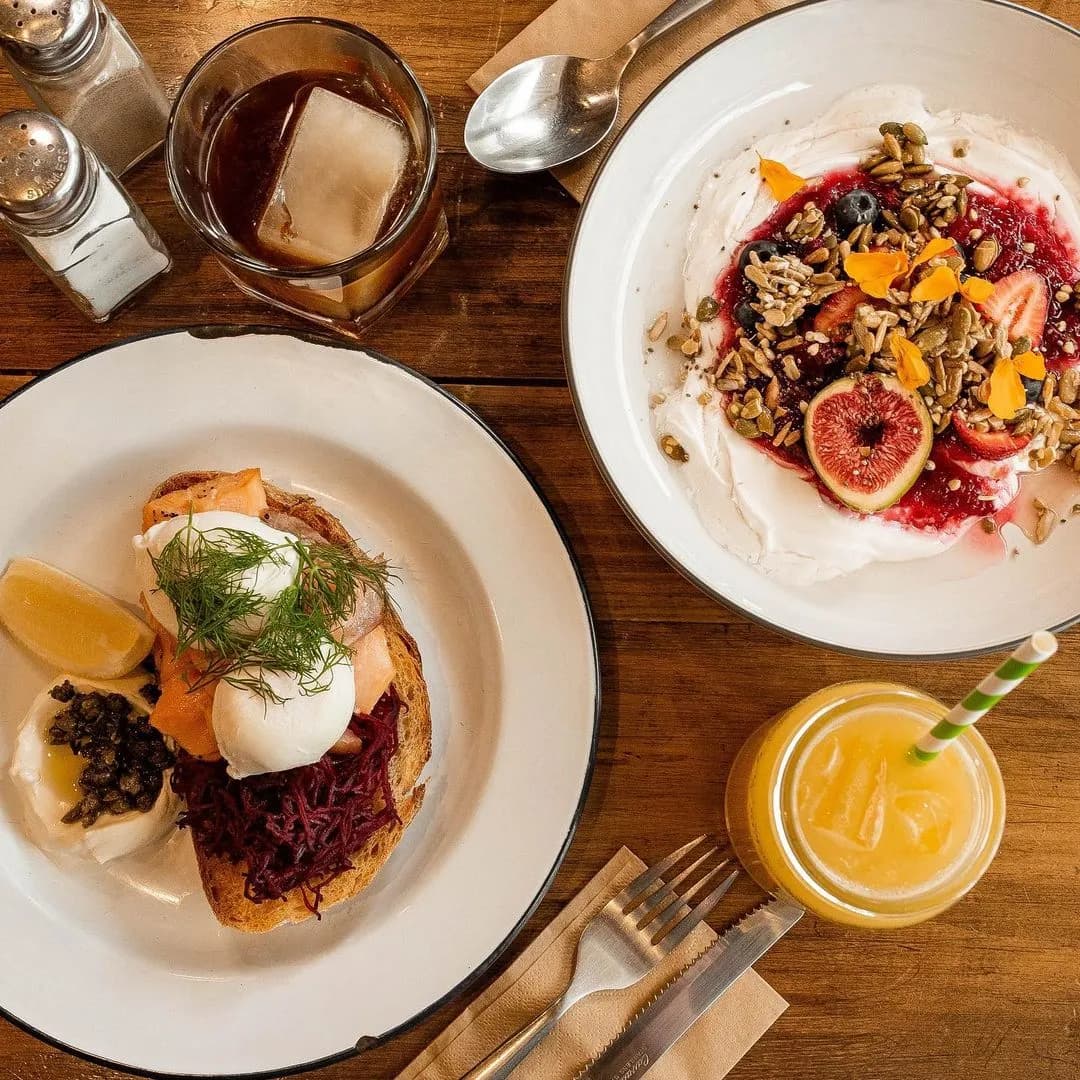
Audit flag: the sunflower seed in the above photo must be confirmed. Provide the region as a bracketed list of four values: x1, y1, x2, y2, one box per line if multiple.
[1060, 367, 1079, 404]
[647, 312, 669, 341]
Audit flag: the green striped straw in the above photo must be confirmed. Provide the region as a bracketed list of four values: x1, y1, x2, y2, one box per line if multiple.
[911, 631, 1058, 763]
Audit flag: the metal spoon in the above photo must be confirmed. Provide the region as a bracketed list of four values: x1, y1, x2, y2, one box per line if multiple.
[465, 0, 718, 174]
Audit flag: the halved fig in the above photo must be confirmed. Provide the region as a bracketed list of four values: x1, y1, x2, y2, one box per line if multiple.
[805, 374, 933, 513]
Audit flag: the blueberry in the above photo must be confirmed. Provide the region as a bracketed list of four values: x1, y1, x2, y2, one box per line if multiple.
[833, 189, 880, 231]
[738, 240, 782, 273]
[1022, 375, 1043, 404]
[734, 300, 758, 333]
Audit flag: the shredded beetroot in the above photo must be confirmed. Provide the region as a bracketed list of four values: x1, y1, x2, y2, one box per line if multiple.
[171, 687, 402, 916]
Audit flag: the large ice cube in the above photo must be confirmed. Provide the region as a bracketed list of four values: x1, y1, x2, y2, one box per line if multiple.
[808, 739, 888, 852]
[257, 86, 410, 266]
[892, 790, 953, 854]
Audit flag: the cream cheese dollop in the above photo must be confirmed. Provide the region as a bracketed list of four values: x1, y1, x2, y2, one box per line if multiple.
[10, 675, 179, 864]
[659, 84, 1080, 586]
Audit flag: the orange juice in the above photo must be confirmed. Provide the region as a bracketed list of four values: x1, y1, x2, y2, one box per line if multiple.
[725, 682, 1005, 928]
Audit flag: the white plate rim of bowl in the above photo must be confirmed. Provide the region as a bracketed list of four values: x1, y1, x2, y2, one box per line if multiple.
[0, 327, 599, 1078]
[563, 0, 1080, 660]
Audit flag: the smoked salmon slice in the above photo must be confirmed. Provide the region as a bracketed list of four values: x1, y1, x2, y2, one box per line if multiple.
[151, 641, 220, 759]
[142, 468, 267, 531]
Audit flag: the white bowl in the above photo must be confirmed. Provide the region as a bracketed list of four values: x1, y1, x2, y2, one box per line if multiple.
[565, 0, 1080, 658]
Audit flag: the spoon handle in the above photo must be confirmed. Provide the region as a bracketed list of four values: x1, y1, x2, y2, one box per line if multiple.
[628, 0, 719, 54]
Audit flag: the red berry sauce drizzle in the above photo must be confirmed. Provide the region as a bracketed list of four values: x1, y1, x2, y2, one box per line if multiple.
[710, 166, 1080, 535]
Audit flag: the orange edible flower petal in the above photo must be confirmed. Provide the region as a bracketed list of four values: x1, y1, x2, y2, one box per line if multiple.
[758, 156, 806, 202]
[1013, 350, 1047, 380]
[844, 251, 909, 299]
[959, 275, 995, 303]
[890, 333, 931, 391]
[988, 359, 1027, 420]
[911, 265, 960, 303]
[912, 238, 957, 267]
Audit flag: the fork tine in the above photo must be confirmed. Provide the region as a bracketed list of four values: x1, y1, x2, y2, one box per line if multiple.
[614, 835, 712, 912]
[629, 845, 720, 928]
[639, 855, 731, 936]
[651, 867, 740, 950]
[639, 855, 734, 941]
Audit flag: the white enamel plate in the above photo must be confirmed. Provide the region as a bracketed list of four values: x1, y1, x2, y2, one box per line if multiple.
[0, 330, 598, 1076]
[565, 0, 1080, 657]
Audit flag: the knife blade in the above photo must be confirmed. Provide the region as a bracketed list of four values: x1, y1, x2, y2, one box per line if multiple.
[577, 897, 804, 1080]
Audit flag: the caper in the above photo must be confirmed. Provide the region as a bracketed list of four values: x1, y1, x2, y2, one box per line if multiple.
[46, 684, 173, 830]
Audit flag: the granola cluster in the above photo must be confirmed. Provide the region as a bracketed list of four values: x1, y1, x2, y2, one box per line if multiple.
[660, 121, 1080, 474]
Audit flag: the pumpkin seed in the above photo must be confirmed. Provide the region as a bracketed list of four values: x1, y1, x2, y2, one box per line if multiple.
[660, 435, 688, 462]
[902, 122, 928, 145]
[695, 296, 720, 323]
[870, 160, 903, 180]
[734, 419, 761, 439]
[916, 326, 948, 352]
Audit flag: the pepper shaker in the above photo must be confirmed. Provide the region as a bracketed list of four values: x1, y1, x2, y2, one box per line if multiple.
[0, 0, 169, 176]
[0, 110, 171, 321]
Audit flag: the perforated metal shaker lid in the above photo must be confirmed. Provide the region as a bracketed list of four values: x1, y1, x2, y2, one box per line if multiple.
[0, 110, 87, 222]
[0, 0, 100, 72]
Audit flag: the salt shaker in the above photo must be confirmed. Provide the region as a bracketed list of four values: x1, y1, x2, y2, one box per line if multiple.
[0, 0, 169, 176]
[0, 110, 171, 321]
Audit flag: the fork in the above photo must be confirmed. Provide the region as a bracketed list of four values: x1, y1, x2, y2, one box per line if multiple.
[462, 836, 738, 1080]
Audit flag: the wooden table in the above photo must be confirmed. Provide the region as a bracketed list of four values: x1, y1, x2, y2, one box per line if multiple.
[1, 2, 1078, 1078]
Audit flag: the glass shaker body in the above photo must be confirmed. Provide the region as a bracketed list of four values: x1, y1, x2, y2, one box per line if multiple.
[0, 111, 171, 322]
[1, 1, 170, 175]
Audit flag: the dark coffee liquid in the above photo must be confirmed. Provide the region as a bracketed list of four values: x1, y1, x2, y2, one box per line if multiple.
[205, 69, 422, 268]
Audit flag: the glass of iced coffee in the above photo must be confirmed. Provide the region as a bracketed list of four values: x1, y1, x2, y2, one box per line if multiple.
[165, 18, 448, 333]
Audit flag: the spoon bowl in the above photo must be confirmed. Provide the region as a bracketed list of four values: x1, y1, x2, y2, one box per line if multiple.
[465, 0, 718, 174]
[465, 53, 624, 174]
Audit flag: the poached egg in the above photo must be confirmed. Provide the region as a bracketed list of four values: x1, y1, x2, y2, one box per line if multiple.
[133, 510, 301, 638]
[135, 508, 360, 778]
[212, 652, 356, 779]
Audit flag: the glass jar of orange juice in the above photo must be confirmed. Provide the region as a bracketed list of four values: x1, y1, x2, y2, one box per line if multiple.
[724, 681, 1005, 929]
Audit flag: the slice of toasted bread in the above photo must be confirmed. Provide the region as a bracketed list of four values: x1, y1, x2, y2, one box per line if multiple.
[147, 471, 431, 932]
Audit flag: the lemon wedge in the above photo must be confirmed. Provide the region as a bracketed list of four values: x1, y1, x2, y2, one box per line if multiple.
[0, 557, 153, 678]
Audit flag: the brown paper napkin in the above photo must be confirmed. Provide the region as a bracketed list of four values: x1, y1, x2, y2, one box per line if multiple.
[469, 0, 1078, 202]
[397, 848, 788, 1080]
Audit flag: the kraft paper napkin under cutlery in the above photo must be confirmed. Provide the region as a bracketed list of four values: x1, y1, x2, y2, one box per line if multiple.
[468, 0, 1078, 202]
[397, 847, 788, 1080]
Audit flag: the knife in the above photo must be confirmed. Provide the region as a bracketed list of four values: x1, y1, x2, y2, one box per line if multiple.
[577, 897, 804, 1080]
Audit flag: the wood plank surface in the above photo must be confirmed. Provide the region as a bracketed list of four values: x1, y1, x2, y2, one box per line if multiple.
[0, 3, 1078, 1080]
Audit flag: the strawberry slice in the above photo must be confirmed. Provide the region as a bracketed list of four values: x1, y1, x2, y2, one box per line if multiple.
[952, 414, 1032, 461]
[813, 286, 867, 340]
[978, 269, 1049, 348]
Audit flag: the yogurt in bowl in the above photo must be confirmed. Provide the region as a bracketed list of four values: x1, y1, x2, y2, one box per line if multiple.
[652, 84, 1080, 586]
